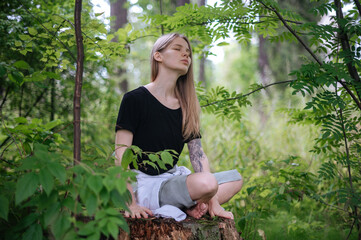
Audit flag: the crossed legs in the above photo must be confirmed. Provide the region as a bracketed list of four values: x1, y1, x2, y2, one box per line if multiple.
[185, 172, 243, 219]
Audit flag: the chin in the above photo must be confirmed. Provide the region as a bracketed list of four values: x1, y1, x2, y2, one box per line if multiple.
[179, 68, 189, 76]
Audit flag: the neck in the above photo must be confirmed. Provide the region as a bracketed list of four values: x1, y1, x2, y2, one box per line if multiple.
[149, 68, 182, 98]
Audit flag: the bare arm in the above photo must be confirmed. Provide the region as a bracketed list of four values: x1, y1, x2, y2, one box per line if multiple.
[115, 129, 133, 166]
[188, 138, 234, 218]
[115, 130, 152, 218]
[187, 138, 211, 173]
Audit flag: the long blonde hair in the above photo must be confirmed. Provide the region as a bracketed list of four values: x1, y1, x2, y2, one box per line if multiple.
[150, 33, 200, 140]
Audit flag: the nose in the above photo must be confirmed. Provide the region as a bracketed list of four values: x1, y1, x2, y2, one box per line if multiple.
[182, 51, 189, 57]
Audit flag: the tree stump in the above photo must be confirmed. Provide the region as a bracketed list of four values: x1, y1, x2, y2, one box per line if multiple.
[118, 216, 242, 240]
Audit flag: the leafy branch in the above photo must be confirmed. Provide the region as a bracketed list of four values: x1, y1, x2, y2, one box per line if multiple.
[201, 80, 294, 108]
[20, 0, 76, 61]
[334, 0, 361, 99]
[256, 0, 361, 111]
[354, 0, 361, 20]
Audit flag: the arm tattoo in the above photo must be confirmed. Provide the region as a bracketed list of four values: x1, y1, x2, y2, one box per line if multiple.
[187, 138, 206, 172]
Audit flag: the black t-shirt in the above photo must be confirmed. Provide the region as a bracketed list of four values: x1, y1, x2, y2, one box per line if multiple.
[115, 86, 197, 175]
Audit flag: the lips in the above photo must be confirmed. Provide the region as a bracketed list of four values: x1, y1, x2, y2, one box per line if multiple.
[181, 59, 189, 65]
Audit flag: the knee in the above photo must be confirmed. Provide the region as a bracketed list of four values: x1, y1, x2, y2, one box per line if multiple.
[187, 172, 218, 199]
[198, 172, 218, 196]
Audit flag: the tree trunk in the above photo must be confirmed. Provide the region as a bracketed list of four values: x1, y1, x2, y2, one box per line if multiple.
[334, 0, 361, 102]
[257, 35, 271, 126]
[258, 35, 272, 87]
[198, 0, 206, 87]
[118, 216, 242, 240]
[176, 0, 190, 7]
[110, 0, 127, 36]
[197, 0, 206, 5]
[199, 55, 206, 87]
[110, 0, 128, 93]
[74, 0, 84, 164]
[19, 85, 23, 117]
[50, 78, 55, 121]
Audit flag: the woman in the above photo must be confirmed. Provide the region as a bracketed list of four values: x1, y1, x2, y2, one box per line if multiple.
[115, 33, 243, 221]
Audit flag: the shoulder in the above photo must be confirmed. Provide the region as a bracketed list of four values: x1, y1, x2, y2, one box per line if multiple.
[122, 87, 148, 103]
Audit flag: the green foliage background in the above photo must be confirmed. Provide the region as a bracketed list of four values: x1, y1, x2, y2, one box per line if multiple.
[1, 0, 360, 239]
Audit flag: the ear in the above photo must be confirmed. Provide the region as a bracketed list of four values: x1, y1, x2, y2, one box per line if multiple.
[153, 51, 162, 62]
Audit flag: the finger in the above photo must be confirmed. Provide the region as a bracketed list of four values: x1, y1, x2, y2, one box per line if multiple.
[124, 211, 130, 218]
[143, 208, 153, 216]
[141, 211, 149, 219]
[135, 212, 141, 218]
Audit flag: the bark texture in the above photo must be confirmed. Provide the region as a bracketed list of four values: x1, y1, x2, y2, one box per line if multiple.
[110, 0, 128, 93]
[118, 216, 241, 240]
[74, 0, 84, 163]
[176, 0, 190, 7]
[198, 0, 206, 87]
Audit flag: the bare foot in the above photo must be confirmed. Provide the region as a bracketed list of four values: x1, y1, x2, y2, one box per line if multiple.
[185, 202, 208, 219]
[208, 200, 234, 219]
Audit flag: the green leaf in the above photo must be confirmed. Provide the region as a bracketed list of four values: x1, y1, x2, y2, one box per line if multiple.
[114, 177, 127, 194]
[157, 159, 166, 170]
[16, 172, 39, 205]
[85, 193, 97, 216]
[39, 169, 54, 196]
[100, 188, 110, 205]
[52, 212, 71, 239]
[22, 224, 42, 240]
[15, 40, 22, 46]
[87, 175, 103, 194]
[121, 148, 134, 170]
[77, 221, 96, 236]
[9, 71, 24, 85]
[105, 208, 121, 216]
[28, 27, 38, 36]
[47, 162, 66, 184]
[15, 117, 27, 124]
[87, 232, 101, 240]
[95, 12, 104, 16]
[43, 71, 60, 79]
[14, 60, 30, 70]
[148, 154, 159, 162]
[21, 213, 38, 228]
[95, 209, 107, 220]
[43, 203, 60, 227]
[217, 42, 230, 46]
[0, 195, 9, 221]
[143, 161, 158, 171]
[118, 216, 129, 233]
[107, 220, 119, 239]
[23, 142, 32, 155]
[62, 229, 78, 240]
[110, 190, 127, 209]
[161, 151, 173, 166]
[44, 119, 62, 130]
[103, 177, 114, 192]
[259, 189, 272, 198]
[24, 71, 47, 82]
[246, 186, 256, 195]
[19, 34, 31, 41]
